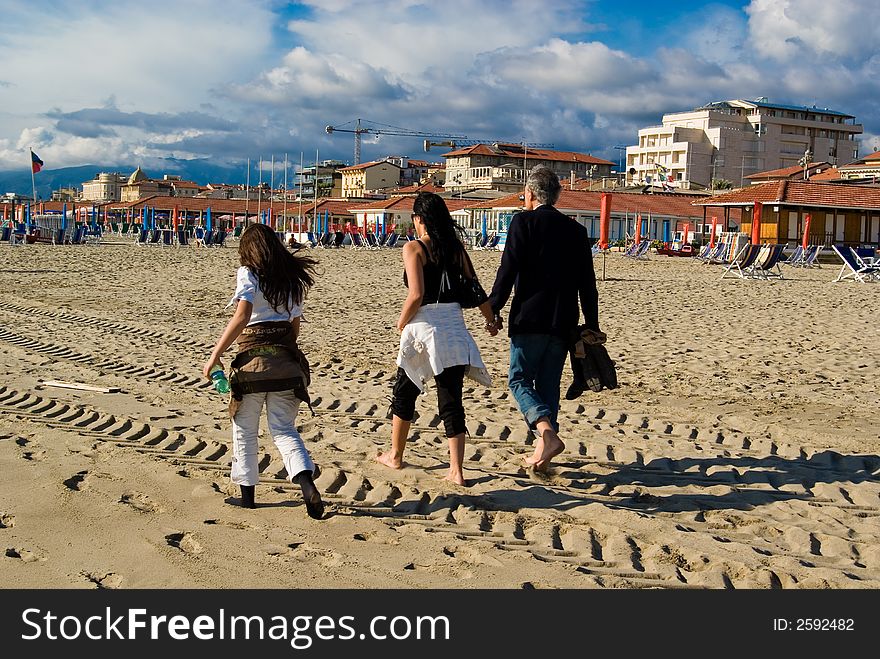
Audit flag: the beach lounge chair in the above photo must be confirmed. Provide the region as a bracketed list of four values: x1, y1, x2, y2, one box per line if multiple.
[10, 223, 27, 246]
[802, 244, 823, 268]
[781, 244, 804, 266]
[232, 225, 243, 240]
[175, 228, 190, 247]
[721, 243, 763, 279]
[384, 233, 399, 248]
[622, 241, 641, 258]
[304, 231, 318, 247]
[68, 225, 88, 245]
[481, 234, 501, 251]
[212, 230, 227, 248]
[135, 227, 150, 245]
[85, 225, 103, 245]
[51, 228, 67, 245]
[472, 234, 490, 249]
[832, 244, 879, 283]
[747, 243, 786, 280]
[365, 232, 380, 249]
[350, 232, 365, 249]
[0, 226, 9, 243]
[698, 243, 723, 264]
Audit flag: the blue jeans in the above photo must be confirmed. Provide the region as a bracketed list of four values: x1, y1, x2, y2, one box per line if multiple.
[508, 334, 569, 433]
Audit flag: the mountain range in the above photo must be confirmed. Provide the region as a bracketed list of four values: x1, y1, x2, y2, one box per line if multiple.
[0, 158, 252, 199]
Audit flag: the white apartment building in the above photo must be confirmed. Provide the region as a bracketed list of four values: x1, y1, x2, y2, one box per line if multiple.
[81, 172, 127, 202]
[625, 98, 863, 190]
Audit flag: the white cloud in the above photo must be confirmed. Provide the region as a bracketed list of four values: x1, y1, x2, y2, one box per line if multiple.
[747, 0, 880, 61]
[1, 1, 879, 173]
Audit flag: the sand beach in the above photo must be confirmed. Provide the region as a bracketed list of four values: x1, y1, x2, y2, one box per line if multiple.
[1, 238, 878, 590]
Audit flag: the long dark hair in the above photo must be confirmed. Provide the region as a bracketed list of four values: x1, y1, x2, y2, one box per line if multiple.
[238, 223, 317, 313]
[413, 192, 465, 268]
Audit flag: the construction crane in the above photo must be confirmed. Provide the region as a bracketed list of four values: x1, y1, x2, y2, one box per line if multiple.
[325, 118, 468, 165]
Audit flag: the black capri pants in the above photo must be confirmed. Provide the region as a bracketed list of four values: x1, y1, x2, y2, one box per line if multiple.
[390, 365, 467, 437]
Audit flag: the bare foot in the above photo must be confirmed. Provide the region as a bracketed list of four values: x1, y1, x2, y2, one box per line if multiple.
[375, 451, 403, 470]
[524, 430, 564, 471]
[442, 471, 467, 487]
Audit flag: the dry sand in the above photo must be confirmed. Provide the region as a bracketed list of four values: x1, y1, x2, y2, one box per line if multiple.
[1, 237, 878, 589]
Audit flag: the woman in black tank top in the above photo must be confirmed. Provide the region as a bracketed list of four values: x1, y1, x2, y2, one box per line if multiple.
[376, 192, 498, 487]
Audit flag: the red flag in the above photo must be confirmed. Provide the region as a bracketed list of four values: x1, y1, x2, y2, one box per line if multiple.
[31, 151, 44, 173]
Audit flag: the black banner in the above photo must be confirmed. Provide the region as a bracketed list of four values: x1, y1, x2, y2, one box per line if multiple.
[0, 589, 874, 656]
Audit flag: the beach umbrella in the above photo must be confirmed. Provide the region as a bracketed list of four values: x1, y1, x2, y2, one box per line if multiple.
[206, 207, 212, 231]
[142, 206, 147, 229]
[62, 203, 67, 231]
[710, 216, 717, 248]
[801, 213, 811, 250]
[481, 212, 487, 242]
[599, 192, 611, 249]
[634, 213, 641, 245]
[682, 221, 689, 246]
[172, 206, 179, 231]
[25, 203, 30, 231]
[751, 201, 763, 245]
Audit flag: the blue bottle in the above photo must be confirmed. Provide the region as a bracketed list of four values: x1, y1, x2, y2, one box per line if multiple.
[209, 365, 230, 394]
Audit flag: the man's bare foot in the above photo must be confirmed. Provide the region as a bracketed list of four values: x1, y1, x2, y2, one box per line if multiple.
[376, 451, 403, 469]
[443, 471, 467, 486]
[524, 430, 564, 471]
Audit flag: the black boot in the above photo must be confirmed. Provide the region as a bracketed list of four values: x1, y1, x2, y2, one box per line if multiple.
[240, 485, 256, 509]
[294, 470, 324, 520]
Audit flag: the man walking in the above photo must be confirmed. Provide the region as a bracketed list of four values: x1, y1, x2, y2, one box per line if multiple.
[487, 165, 600, 471]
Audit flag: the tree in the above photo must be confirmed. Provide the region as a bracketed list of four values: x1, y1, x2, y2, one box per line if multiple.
[711, 178, 734, 190]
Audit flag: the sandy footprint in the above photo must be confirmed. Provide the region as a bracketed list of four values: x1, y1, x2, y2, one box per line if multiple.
[119, 491, 164, 514]
[5, 546, 45, 563]
[165, 532, 204, 555]
[62, 470, 91, 491]
[82, 571, 124, 589]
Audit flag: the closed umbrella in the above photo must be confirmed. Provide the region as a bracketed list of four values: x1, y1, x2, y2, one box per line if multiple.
[710, 216, 717, 249]
[599, 192, 611, 249]
[801, 213, 811, 250]
[682, 222, 689, 247]
[751, 202, 763, 245]
[206, 207, 212, 232]
[634, 213, 641, 245]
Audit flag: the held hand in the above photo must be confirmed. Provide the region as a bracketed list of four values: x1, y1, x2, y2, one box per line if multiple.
[203, 358, 222, 380]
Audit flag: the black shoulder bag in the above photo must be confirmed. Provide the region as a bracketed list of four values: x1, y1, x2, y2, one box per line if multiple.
[440, 246, 488, 309]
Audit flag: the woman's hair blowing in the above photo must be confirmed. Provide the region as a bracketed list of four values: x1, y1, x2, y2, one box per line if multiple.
[237, 223, 317, 313]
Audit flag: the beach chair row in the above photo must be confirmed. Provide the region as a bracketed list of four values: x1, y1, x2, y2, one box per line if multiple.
[473, 233, 501, 250]
[781, 244, 822, 268]
[2, 224, 103, 246]
[134, 227, 227, 248]
[721, 243, 787, 280]
[623, 240, 651, 259]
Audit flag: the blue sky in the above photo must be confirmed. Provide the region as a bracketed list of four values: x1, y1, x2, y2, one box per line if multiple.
[1, 0, 878, 176]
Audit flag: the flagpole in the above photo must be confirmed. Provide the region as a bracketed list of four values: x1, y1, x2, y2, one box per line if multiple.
[270, 154, 275, 229]
[245, 158, 250, 227]
[29, 147, 38, 205]
[313, 148, 318, 232]
[257, 157, 263, 222]
[283, 153, 288, 235]
[298, 152, 304, 236]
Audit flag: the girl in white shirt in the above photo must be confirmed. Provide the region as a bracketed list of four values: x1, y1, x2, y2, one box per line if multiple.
[204, 223, 323, 518]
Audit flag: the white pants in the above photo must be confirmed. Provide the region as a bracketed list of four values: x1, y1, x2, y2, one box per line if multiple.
[230, 391, 315, 486]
